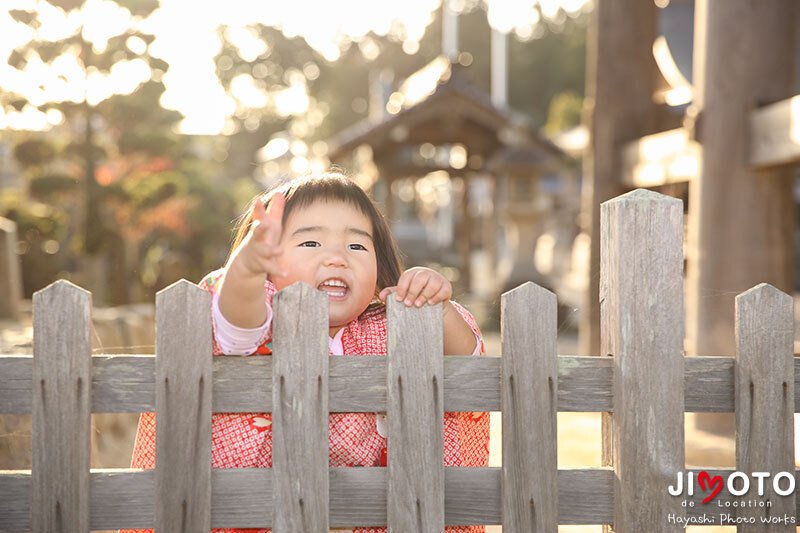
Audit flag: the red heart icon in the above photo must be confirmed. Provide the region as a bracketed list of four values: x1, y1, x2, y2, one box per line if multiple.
[698, 471, 723, 503]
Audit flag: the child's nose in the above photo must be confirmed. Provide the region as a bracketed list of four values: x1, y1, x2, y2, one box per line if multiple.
[323, 249, 348, 267]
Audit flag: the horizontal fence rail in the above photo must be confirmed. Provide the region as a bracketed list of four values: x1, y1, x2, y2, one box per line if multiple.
[4, 469, 800, 529]
[4, 354, 800, 414]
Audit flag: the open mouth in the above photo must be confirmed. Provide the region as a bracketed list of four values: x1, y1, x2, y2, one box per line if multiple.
[318, 278, 349, 299]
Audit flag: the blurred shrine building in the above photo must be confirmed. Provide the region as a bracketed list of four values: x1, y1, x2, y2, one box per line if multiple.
[327, 55, 582, 312]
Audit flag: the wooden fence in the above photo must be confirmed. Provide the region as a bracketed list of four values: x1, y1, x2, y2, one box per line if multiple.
[0, 189, 796, 531]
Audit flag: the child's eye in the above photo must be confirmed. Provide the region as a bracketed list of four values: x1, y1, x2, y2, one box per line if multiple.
[348, 243, 368, 251]
[299, 241, 320, 247]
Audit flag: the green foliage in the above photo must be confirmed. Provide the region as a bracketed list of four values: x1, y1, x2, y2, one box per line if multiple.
[123, 171, 187, 209]
[44, 0, 158, 15]
[543, 90, 584, 135]
[63, 140, 108, 163]
[27, 173, 80, 200]
[48, 0, 84, 10]
[121, 167, 239, 292]
[507, 15, 587, 127]
[99, 81, 183, 156]
[13, 139, 57, 168]
[8, 10, 36, 26]
[0, 194, 68, 298]
[113, 0, 159, 16]
[2, 0, 168, 275]
[117, 130, 175, 156]
[101, 81, 182, 129]
[2, 0, 235, 302]
[0, 197, 64, 238]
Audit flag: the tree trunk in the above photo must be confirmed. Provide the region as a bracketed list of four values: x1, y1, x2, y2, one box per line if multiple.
[578, 0, 658, 356]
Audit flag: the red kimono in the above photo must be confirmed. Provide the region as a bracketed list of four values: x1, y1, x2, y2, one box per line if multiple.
[121, 271, 490, 533]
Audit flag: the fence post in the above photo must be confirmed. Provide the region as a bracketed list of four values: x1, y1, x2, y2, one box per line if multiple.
[601, 189, 685, 532]
[31, 280, 92, 532]
[0, 216, 23, 320]
[154, 280, 212, 532]
[734, 284, 795, 530]
[501, 282, 558, 531]
[387, 298, 444, 531]
[272, 282, 330, 532]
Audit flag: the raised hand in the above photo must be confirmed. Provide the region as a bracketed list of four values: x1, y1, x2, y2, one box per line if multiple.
[233, 193, 288, 278]
[378, 266, 452, 307]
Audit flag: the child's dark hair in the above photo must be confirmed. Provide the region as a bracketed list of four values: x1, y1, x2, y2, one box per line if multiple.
[230, 171, 404, 304]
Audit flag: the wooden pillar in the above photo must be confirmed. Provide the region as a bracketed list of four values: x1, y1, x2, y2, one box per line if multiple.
[385, 178, 396, 224]
[374, 161, 396, 248]
[0, 217, 23, 320]
[686, 1, 796, 434]
[578, 0, 658, 356]
[487, 176, 499, 291]
[456, 175, 471, 293]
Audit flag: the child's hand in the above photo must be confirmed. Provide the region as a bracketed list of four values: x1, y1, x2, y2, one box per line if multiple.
[378, 267, 452, 307]
[231, 193, 288, 278]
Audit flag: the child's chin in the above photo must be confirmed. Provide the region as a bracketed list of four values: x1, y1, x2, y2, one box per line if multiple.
[329, 307, 364, 325]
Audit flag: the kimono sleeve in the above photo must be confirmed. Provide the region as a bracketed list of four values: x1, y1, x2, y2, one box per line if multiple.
[448, 300, 485, 355]
[443, 300, 490, 469]
[117, 412, 155, 533]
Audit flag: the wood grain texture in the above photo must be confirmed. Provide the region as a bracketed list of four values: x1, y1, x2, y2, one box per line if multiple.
[0, 467, 621, 529]
[7, 467, 800, 529]
[154, 280, 213, 533]
[10, 354, 800, 414]
[271, 282, 330, 532]
[600, 190, 685, 532]
[686, 0, 795, 363]
[31, 280, 92, 533]
[735, 284, 795, 530]
[386, 297, 444, 532]
[501, 282, 558, 531]
[578, 0, 657, 357]
[92, 354, 155, 412]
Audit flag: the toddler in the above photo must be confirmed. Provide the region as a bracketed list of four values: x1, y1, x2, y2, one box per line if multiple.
[123, 172, 490, 533]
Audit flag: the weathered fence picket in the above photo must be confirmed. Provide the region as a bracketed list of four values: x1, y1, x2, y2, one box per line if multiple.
[31, 281, 92, 532]
[1, 188, 798, 531]
[501, 282, 558, 531]
[387, 298, 445, 531]
[600, 189, 685, 532]
[272, 283, 330, 531]
[735, 284, 795, 530]
[154, 280, 213, 532]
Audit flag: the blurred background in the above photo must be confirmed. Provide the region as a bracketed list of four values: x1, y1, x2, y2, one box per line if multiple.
[0, 0, 588, 308]
[1, 0, 799, 531]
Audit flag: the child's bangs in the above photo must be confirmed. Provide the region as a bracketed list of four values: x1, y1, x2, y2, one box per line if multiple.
[281, 177, 375, 223]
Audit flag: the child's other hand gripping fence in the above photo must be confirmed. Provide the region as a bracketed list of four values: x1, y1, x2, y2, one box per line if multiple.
[0, 189, 797, 532]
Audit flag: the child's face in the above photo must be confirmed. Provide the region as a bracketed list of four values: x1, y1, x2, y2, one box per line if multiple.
[271, 200, 378, 333]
